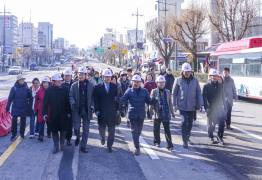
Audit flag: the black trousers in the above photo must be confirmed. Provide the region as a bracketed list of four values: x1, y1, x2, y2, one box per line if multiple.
[99, 125, 115, 148]
[153, 119, 173, 148]
[130, 118, 144, 148]
[226, 102, 232, 126]
[207, 117, 225, 138]
[12, 116, 26, 137]
[66, 117, 73, 140]
[180, 111, 194, 143]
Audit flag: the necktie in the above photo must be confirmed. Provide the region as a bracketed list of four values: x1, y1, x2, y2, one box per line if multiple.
[106, 84, 109, 93]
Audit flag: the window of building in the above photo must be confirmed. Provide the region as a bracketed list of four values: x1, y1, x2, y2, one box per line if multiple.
[197, 44, 204, 51]
[177, 43, 184, 50]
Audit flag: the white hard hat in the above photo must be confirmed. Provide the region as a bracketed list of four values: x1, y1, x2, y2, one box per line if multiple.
[156, 75, 166, 82]
[161, 65, 166, 70]
[103, 69, 112, 76]
[78, 66, 87, 73]
[52, 73, 63, 81]
[120, 71, 127, 76]
[64, 68, 72, 75]
[17, 74, 25, 81]
[209, 69, 219, 76]
[182, 63, 191, 72]
[132, 75, 141, 82]
[42, 77, 50, 82]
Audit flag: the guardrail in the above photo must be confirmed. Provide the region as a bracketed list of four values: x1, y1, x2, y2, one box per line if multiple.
[0, 97, 12, 136]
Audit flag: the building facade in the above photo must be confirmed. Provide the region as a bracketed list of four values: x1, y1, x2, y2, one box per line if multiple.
[38, 22, 53, 49]
[18, 22, 38, 45]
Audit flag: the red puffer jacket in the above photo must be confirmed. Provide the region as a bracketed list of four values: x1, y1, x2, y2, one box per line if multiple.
[34, 87, 50, 122]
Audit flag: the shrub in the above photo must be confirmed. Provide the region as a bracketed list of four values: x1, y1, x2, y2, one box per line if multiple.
[172, 71, 208, 83]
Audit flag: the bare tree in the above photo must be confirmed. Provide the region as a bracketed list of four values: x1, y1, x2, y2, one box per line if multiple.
[208, 0, 260, 42]
[169, 2, 209, 71]
[146, 18, 175, 67]
[103, 48, 115, 64]
[113, 42, 126, 67]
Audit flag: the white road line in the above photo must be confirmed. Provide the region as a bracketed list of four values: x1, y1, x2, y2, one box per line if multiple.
[139, 136, 160, 160]
[231, 126, 262, 140]
[72, 146, 79, 180]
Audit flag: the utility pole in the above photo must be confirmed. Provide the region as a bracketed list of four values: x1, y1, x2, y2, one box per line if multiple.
[0, 5, 11, 72]
[132, 8, 143, 72]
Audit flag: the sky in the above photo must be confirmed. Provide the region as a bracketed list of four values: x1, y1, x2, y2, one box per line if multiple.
[0, 0, 166, 49]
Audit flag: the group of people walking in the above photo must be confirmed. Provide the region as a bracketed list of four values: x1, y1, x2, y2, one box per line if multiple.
[5, 62, 237, 155]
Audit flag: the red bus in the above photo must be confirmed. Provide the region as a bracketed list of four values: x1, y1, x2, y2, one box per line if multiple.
[210, 38, 262, 99]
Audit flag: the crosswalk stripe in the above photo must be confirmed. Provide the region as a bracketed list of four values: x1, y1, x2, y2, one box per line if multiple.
[139, 136, 160, 160]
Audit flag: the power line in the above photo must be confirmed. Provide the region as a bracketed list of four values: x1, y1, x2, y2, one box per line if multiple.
[139, 0, 153, 13]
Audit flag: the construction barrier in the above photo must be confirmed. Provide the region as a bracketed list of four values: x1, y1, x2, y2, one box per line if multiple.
[0, 97, 12, 136]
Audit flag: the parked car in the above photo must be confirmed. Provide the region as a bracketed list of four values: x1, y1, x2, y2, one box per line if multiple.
[50, 62, 56, 67]
[29, 63, 39, 71]
[42, 63, 49, 67]
[142, 65, 149, 73]
[9, 66, 22, 75]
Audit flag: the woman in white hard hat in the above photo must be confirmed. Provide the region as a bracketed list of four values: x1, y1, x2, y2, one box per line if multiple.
[203, 69, 227, 145]
[150, 75, 175, 151]
[34, 77, 51, 142]
[159, 65, 167, 76]
[6, 74, 31, 141]
[61, 68, 74, 146]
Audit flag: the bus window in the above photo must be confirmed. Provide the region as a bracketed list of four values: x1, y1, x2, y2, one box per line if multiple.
[232, 64, 245, 76]
[246, 64, 261, 76]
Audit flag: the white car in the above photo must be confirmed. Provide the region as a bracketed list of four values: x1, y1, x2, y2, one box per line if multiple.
[8, 66, 22, 75]
[142, 65, 149, 73]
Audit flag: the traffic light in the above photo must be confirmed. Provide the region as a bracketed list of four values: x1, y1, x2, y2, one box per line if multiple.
[108, 47, 112, 49]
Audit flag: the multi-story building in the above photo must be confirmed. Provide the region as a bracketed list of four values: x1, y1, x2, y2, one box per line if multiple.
[103, 33, 116, 47]
[54, 37, 69, 49]
[18, 22, 38, 45]
[0, 15, 19, 64]
[38, 22, 53, 49]
[38, 31, 46, 46]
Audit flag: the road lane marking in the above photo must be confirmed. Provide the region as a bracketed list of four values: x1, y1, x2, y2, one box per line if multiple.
[139, 136, 160, 160]
[72, 146, 79, 180]
[231, 125, 262, 140]
[0, 124, 30, 167]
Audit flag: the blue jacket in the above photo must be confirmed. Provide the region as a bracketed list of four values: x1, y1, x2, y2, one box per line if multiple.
[119, 79, 132, 94]
[6, 82, 31, 117]
[118, 87, 157, 120]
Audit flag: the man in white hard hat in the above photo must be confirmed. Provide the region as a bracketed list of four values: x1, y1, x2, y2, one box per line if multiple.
[94, 69, 119, 153]
[172, 63, 203, 148]
[69, 67, 94, 153]
[159, 65, 167, 76]
[62, 68, 74, 146]
[203, 69, 227, 145]
[115, 75, 157, 155]
[43, 73, 71, 154]
[149, 75, 175, 151]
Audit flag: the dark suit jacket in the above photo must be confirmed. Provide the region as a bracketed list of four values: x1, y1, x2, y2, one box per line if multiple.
[203, 81, 226, 120]
[94, 82, 119, 126]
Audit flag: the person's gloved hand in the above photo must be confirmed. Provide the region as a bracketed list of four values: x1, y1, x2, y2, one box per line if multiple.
[174, 106, 178, 112]
[6, 109, 10, 114]
[71, 103, 76, 110]
[67, 114, 71, 119]
[115, 96, 119, 102]
[95, 111, 100, 117]
[205, 109, 210, 114]
[43, 115, 47, 121]
[199, 106, 203, 112]
[116, 111, 120, 115]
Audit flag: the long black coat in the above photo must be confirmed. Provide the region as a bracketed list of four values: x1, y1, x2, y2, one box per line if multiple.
[202, 81, 226, 121]
[42, 85, 71, 132]
[94, 82, 119, 127]
[164, 73, 175, 93]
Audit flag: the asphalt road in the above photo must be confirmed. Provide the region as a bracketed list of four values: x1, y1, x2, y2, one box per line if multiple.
[0, 58, 262, 180]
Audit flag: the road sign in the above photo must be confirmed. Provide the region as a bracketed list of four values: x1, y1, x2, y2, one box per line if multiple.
[17, 49, 22, 53]
[17, 43, 24, 47]
[112, 45, 116, 49]
[95, 49, 104, 54]
[122, 50, 127, 53]
[162, 38, 172, 42]
[133, 56, 136, 59]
